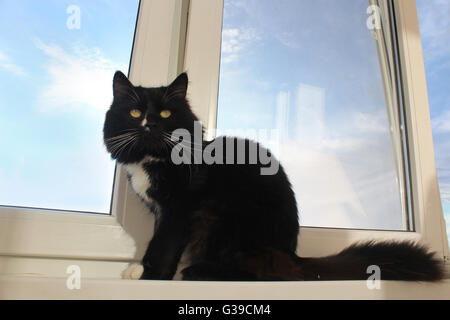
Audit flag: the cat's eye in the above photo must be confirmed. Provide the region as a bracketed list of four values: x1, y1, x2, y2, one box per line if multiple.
[130, 109, 142, 118]
[160, 110, 171, 119]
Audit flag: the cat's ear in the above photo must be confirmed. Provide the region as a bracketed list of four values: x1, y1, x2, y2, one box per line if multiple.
[166, 72, 188, 99]
[113, 71, 135, 99]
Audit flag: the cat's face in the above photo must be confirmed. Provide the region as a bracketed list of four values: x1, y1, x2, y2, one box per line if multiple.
[103, 71, 199, 163]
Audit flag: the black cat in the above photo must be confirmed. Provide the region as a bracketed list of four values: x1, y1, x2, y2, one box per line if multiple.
[103, 71, 444, 281]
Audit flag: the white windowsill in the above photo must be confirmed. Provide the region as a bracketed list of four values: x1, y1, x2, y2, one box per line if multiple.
[1, 275, 449, 300]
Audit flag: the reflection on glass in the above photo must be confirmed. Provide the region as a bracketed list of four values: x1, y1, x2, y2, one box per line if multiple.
[216, 0, 406, 230]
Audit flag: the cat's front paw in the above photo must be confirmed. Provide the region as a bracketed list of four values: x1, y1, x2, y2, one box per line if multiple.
[122, 263, 144, 280]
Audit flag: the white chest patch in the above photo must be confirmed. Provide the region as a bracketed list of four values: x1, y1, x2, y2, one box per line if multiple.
[125, 156, 161, 203]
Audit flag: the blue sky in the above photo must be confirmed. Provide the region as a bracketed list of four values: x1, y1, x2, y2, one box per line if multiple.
[0, 0, 447, 241]
[0, 0, 139, 212]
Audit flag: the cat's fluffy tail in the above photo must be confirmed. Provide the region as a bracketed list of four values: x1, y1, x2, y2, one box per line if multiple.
[296, 241, 445, 281]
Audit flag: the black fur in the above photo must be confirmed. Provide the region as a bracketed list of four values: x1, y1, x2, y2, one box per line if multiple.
[297, 241, 444, 281]
[103, 71, 444, 281]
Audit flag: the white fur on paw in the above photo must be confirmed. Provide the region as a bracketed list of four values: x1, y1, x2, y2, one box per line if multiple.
[122, 263, 144, 280]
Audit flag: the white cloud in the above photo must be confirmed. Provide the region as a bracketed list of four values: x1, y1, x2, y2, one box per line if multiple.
[34, 39, 127, 113]
[275, 31, 300, 49]
[353, 112, 389, 134]
[0, 50, 27, 77]
[221, 28, 259, 64]
[417, 0, 450, 64]
[277, 140, 403, 230]
[280, 145, 364, 228]
[221, 29, 242, 64]
[432, 110, 450, 133]
[440, 183, 450, 204]
[265, 82, 404, 229]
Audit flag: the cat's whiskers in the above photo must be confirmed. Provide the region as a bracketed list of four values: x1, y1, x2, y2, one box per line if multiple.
[105, 133, 135, 143]
[105, 130, 139, 143]
[116, 88, 140, 105]
[164, 137, 204, 154]
[109, 141, 131, 157]
[107, 132, 140, 158]
[161, 132, 204, 149]
[106, 136, 136, 151]
[162, 88, 186, 103]
[125, 136, 140, 159]
[113, 135, 139, 159]
[127, 91, 140, 104]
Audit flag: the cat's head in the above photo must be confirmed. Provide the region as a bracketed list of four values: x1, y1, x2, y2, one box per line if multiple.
[103, 71, 200, 163]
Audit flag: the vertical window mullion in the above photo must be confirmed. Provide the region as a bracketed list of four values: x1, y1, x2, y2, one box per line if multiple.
[372, 0, 414, 231]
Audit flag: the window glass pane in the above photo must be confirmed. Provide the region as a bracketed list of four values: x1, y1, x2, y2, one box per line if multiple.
[216, 0, 407, 230]
[417, 0, 450, 244]
[0, 0, 139, 213]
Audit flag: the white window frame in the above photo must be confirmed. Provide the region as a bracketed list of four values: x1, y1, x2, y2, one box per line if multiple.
[0, 0, 448, 281]
[183, 0, 449, 261]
